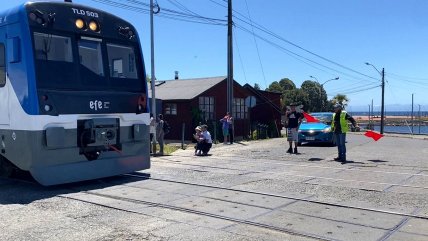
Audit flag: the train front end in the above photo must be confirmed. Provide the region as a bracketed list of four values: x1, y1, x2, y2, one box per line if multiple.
[0, 1, 150, 185]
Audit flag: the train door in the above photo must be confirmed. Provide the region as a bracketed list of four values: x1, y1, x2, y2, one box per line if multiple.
[0, 38, 9, 125]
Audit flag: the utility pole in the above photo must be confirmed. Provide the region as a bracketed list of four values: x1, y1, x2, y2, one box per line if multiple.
[368, 104, 371, 128]
[227, 0, 233, 114]
[411, 93, 414, 134]
[418, 104, 421, 134]
[380, 68, 385, 134]
[150, 0, 157, 155]
[365, 63, 385, 133]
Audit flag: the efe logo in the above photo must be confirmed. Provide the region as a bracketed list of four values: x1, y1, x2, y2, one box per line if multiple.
[90, 100, 110, 111]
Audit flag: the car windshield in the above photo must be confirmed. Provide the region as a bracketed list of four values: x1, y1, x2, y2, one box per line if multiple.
[304, 113, 332, 123]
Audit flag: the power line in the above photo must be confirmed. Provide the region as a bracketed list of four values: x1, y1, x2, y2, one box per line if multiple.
[206, 0, 380, 83]
[92, 0, 227, 25]
[330, 83, 379, 93]
[243, 0, 267, 89]
[387, 72, 428, 81]
[235, 25, 378, 85]
[206, 0, 380, 86]
[331, 84, 380, 95]
[233, 28, 248, 84]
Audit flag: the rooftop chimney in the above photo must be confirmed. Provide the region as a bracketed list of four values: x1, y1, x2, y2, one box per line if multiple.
[174, 71, 179, 80]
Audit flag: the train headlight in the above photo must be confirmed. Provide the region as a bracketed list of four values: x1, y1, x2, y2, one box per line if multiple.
[89, 20, 100, 32]
[75, 18, 86, 29]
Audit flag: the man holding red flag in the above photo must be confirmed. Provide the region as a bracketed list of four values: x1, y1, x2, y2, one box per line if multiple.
[331, 104, 359, 163]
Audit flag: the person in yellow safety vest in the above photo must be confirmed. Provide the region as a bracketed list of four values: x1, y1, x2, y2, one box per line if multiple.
[331, 104, 359, 163]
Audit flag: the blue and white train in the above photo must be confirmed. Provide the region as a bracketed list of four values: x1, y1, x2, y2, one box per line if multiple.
[0, 0, 150, 185]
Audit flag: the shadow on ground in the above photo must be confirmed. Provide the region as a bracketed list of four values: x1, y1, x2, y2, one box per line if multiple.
[0, 172, 151, 205]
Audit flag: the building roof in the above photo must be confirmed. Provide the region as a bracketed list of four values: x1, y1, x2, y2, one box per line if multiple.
[149, 76, 226, 100]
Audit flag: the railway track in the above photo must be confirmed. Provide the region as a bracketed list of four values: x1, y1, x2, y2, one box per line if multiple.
[163, 153, 428, 177]
[152, 156, 428, 191]
[61, 189, 334, 241]
[122, 173, 428, 221]
[3, 167, 427, 240]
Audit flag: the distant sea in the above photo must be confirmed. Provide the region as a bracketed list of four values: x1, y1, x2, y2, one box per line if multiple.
[349, 111, 428, 134]
[373, 125, 428, 135]
[349, 111, 428, 117]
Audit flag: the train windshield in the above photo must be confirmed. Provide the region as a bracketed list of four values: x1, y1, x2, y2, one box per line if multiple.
[34, 32, 73, 62]
[78, 38, 104, 77]
[33, 33, 144, 92]
[107, 43, 138, 79]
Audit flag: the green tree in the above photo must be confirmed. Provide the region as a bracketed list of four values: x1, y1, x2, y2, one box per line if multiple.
[278, 78, 296, 91]
[300, 80, 328, 112]
[253, 83, 260, 90]
[266, 81, 283, 93]
[282, 89, 309, 111]
[330, 94, 349, 109]
[301, 80, 320, 112]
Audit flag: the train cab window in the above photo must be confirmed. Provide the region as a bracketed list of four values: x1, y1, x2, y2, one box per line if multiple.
[0, 43, 5, 87]
[107, 43, 137, 79]
[78, 38, 104, 76]
[33, 32, 73, 62]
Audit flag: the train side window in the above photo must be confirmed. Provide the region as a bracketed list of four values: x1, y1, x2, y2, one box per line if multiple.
[0, 43, 5, 87]
[7, 37, 21, 63]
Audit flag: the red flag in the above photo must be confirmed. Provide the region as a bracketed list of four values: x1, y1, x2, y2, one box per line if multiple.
[364, 130, 384, 141]
[303, 112, 319, 123]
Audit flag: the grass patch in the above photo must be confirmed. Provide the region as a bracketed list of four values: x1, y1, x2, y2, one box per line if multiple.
[152, 143, 185, 155]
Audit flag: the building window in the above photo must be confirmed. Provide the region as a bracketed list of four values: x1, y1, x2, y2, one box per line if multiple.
[199, 96, 214, 120]
[165, 103, 177, 115]
[233, 98, 248, 119]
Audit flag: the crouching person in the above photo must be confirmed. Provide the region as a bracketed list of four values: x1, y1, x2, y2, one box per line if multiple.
[200, 125, 213, 156]
[193, 126, 204, 156]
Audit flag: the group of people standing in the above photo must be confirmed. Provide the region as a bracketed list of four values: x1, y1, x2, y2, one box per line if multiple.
[220, 112, 234, 144]
[285, 103, 359, 162]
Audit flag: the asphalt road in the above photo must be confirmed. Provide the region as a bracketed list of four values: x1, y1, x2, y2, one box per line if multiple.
[1, 133, 427, 241]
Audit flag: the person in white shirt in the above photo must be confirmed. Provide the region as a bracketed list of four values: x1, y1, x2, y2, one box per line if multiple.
[200, 125, 212, 156]
[149, 114, 156, 154]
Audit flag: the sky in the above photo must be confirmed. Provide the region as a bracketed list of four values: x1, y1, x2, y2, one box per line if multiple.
[2, 0, 428, 112]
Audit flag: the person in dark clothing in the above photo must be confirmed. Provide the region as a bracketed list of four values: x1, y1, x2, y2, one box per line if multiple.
[156, 114, 165, 156]
[331, 104, 359, 162]
[228, 115, 234, 144]
[285, 104, 303, 154]
[200, 125, 213, 155]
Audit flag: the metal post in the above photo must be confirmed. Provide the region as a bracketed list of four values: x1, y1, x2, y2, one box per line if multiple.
[368, 104, 371, 129]
[380, 68, 385, 134]
[411, 93, 414, 134]
[418, 104, 421, 134]
[181, 122, 185, 149]
[371, 99, 374, 130]
[150, 0, 157, 155]
[227, 0, 233, 114]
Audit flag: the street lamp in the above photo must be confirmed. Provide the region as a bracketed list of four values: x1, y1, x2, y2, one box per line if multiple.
[365, 62, 385, 134]
[309, 76, 339, 111]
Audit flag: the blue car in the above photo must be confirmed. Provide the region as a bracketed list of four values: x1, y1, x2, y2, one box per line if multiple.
[298, 112, 335, 146]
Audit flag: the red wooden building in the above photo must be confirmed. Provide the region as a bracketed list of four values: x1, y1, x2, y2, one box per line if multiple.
[150, 76, 283, 141]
